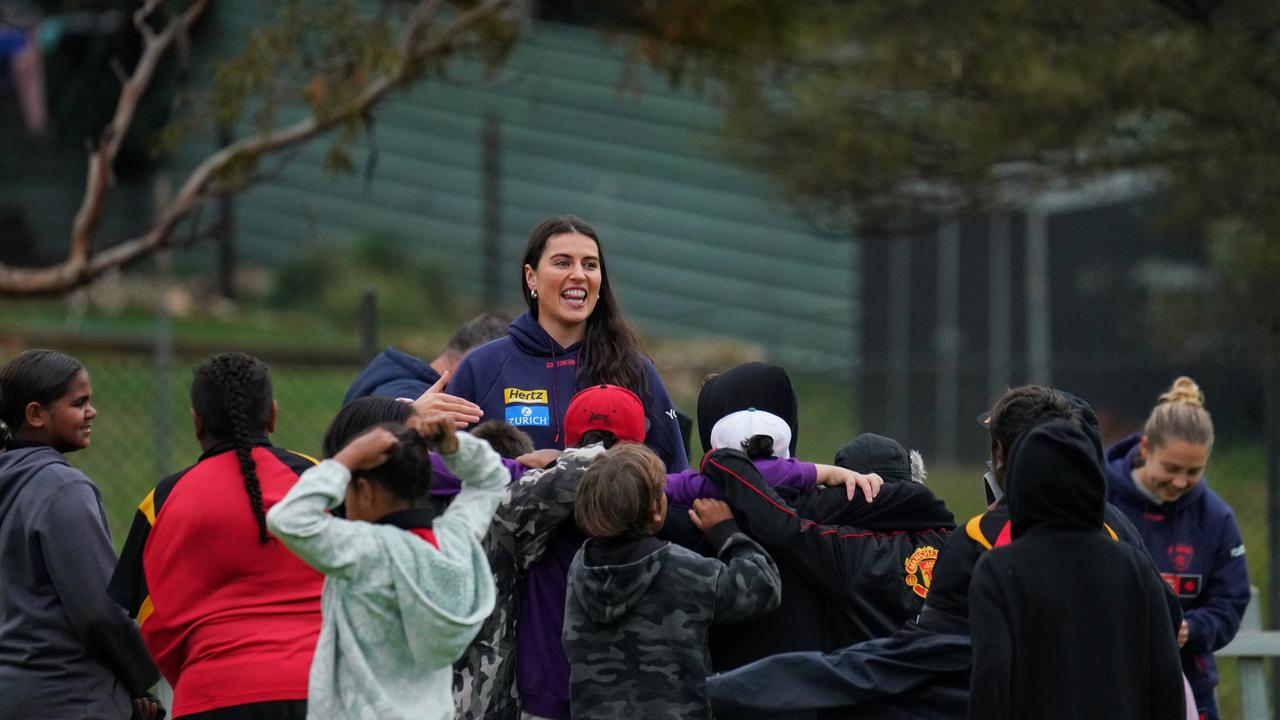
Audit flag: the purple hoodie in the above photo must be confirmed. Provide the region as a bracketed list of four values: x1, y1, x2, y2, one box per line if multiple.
[516, 455, 817, 720]
[665, 457, 817, 506]
[429, 453, 522, 497]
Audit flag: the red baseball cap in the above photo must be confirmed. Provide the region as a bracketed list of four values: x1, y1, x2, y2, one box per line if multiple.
[564, 384, 646, 448]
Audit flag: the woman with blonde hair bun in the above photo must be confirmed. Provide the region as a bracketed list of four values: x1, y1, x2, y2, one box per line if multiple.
[1103, 376, 1250, 720]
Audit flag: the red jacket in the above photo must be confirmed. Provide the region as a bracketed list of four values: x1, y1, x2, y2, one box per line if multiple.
[109, 442, 323, 716]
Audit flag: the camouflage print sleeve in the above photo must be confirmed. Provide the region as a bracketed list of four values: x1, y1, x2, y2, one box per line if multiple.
[490, 443, 606, 570]
[710, 531, 782, 624]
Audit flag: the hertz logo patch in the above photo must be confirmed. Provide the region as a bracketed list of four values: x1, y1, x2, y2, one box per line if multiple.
[504, 388, 548, 404]
[904, 546, 939, 599]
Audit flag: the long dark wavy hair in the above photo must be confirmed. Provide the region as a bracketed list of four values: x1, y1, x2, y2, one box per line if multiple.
[191, 353, 274, 543]
[520, 215, 647, 394]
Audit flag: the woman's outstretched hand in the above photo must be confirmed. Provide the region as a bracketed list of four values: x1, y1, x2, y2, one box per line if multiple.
[412, 371, 482, 427]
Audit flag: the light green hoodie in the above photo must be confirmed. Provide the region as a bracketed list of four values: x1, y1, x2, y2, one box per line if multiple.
[267, 432, 506, 720]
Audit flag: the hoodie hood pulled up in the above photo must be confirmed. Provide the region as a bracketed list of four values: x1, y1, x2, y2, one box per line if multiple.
[1008, 419, 1106, 539]
[697, 362, 798, 458]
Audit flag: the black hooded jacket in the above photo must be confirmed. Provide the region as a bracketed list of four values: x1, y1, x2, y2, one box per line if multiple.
[701, 449, 954, 648]
[689, 363, 823, 685]
[707, 404, 1176, 720]
[967, 420, 1184, 720]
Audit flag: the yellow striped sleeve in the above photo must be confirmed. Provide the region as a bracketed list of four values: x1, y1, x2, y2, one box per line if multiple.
[138, 490, 157, 525]
[137, 596, 154, 626]
[289, 450, 320, 465]
[965, 514, 993, 550]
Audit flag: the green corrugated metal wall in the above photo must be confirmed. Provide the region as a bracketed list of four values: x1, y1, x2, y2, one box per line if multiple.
[180, 8, 861, 370]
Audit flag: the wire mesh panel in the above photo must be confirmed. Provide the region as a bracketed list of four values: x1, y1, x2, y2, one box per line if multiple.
[0, 350, 359, 548]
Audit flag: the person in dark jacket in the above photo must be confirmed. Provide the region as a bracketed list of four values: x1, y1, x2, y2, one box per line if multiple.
[709, 385, 1179, 719]
[0, 349, 161, 720]
[447, 216, 687, 472]
[969, 419, 1185, 720]
[683, 362, 830, 679]
[1104, 376, 1249, 720]
[563, 444, 781, 720]
[343, 312, 509, 404]
[700, 444, 953, 646]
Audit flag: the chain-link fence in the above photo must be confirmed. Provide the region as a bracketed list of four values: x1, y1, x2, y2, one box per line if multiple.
[4, 346, 362, 545]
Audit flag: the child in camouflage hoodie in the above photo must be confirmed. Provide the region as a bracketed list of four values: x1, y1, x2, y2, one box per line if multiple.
[562, 444, 782, 720]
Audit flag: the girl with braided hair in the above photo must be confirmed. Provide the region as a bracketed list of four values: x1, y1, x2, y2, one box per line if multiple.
[0, 349, 162, 719]
[1103, 376, 1250, 720]
[109, 353, 323, 719]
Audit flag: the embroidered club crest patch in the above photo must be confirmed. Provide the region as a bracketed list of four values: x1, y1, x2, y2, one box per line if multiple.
[1168, 544, 1195, 572]
[904, 546, 939, 599]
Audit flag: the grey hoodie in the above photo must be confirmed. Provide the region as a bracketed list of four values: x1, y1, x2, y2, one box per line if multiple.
[0, 444, 159, 719]
[562, 522, 781, 720]
[267, 431, 508, 720]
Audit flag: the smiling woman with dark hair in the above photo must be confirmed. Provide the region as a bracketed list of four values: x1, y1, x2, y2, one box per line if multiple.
[446, 215, 687, 473]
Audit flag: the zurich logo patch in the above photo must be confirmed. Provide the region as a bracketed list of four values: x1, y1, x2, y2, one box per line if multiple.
[506, 404, 550, 427]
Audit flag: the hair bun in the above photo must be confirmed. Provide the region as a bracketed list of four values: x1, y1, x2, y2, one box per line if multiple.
[1159, 376, 1204, 407]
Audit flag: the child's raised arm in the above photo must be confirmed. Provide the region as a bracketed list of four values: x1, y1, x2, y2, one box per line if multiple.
[489, 444, 606, 570]
[266, 428, 400, 579]
[689, 498, 782, 624]
[427, 416, 509, 543]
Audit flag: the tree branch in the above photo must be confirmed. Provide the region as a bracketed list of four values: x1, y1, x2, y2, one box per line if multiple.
[60, 0, 208, 293]
[0, 0, 511, 296]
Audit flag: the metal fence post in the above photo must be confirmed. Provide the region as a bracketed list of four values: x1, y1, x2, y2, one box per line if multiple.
[153, 256, 173, 480]
[935, 219, 961, 463]
[1025, 208, 1051, 385]
[481, 108, 503, 311]
[1238, 586, 1269, 719]
[886, 234, 912, 443]
[359, 288, 378, 363]
[988, 212, 1011, 399]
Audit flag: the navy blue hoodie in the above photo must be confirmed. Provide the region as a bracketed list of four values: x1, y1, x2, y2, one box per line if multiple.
[1104, 433, 1250, 715]
[343, 346, 441, 403]
[447, 313, 688, 472]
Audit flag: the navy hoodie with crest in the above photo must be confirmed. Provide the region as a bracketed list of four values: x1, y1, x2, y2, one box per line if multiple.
[1104, 432, 1250, 715]
[446, 312, 688, 472]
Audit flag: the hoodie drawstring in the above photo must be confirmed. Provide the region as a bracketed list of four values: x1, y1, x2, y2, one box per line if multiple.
[550, 342, 560, 446]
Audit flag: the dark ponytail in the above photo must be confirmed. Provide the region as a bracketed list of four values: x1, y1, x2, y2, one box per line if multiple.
[742, 434, 776, 460]
[0, 349, 85, 450]
[191, 353, 274, 543]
